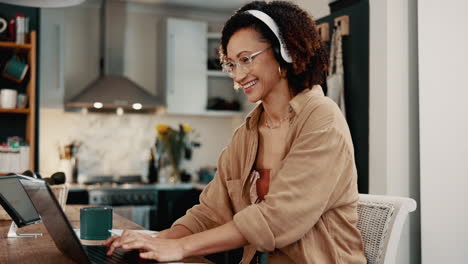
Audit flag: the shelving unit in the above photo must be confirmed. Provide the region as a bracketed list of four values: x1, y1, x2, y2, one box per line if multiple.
[0, 31, 37, 175]
[0, 41, 32, 50]
[0, 108, 30, 114]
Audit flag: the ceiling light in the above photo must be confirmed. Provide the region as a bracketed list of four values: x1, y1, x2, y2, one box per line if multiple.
[132, 103, 142, 110]
[93, 102, 103, 109]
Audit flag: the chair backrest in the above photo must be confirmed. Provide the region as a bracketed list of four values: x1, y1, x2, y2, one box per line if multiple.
[356, 194, 417, 264]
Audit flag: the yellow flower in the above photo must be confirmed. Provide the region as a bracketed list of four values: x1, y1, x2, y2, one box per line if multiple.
[156, 124, 170, 134]
[182, 123, 192, 133]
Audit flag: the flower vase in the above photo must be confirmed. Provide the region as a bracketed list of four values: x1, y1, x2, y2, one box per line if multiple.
[157, 147, 182, 184]
[168, 169, 181, 184]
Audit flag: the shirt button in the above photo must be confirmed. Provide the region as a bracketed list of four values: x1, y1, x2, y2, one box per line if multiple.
[288, 106, 293, 113]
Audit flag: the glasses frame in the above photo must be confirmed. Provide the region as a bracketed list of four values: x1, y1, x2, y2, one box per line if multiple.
[221, 47, 271, 78]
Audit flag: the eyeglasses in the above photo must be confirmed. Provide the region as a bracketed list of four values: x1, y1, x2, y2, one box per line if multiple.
[221, 47, 271, 78]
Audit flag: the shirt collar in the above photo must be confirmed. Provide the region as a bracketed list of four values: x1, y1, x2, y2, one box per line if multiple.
[245, 85, 324, 130]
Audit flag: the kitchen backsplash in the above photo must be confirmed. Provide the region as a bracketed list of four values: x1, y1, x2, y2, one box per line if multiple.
[39, 108, 243, 180]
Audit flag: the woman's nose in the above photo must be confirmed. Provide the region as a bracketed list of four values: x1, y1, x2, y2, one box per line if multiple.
[233, 69, 248, 83]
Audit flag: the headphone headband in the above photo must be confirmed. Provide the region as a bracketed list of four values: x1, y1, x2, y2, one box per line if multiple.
[245, 10, 293, 63]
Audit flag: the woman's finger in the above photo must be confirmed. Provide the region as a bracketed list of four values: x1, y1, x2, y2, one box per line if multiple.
[106, 241, 119, 256]
[140, 251, 158, 259]
[106, 237, 125, 256]
[102, 235, 119, 247]
[121, 229, 131, 236]
[121, 240, 146, 250]
[117, 230, 141, 242]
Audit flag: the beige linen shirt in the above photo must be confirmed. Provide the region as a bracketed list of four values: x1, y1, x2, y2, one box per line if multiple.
[173, 86, 366, 264]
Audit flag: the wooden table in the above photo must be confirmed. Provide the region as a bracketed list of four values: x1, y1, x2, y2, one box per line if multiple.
[0, 205, 212, 263]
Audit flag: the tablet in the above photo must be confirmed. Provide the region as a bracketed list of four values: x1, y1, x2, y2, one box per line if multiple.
[0, 175, 41, 227]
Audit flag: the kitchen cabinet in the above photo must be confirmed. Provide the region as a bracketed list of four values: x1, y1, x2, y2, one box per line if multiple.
[162, 18, 248, 116]
[39, 6, 101, 108]
[0, 31, 37, 175]
[39, 8, 66, 108]
[154, 189, 200, 230]
[162, 18, 208, 115]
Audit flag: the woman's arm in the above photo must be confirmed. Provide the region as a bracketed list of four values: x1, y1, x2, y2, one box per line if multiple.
[103, 221, 248, 262]
[157, 225, 193, 239]
[180, 221, 247, 257]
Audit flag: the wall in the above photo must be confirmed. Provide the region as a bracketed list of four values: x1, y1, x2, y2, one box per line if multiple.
[38, 1, 245, 179]
[418, 0, 468, 263]
[368, 0, 420, 263]
[293, 0, 330, 20]
[306, 0, 420, 263]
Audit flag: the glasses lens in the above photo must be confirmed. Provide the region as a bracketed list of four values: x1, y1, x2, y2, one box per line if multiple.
[222, 54, 256, 78]
[221, 63, 233, 73]
[237, 57, 252, 75]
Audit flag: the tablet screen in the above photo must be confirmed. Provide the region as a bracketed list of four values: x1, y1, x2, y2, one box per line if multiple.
[0, 176, 41, 227]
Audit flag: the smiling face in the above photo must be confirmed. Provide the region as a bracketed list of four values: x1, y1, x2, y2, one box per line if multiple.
[226, 28, 284, 103]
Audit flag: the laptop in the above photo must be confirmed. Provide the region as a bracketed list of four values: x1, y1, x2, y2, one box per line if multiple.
[1, 175, 158, 264]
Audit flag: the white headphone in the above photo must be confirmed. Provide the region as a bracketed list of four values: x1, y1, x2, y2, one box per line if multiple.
[245, 10, 293, 63]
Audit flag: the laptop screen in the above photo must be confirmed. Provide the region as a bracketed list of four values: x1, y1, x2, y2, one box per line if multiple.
[0, 176, 41, 227]
[18, 176, 91, 264]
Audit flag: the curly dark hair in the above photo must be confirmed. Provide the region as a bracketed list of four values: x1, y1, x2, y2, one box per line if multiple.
[220, 1, 328, 95]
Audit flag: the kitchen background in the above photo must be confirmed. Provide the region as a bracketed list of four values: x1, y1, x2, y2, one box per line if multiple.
[0, 0, 411, 263]
[39, 0, 248, 180]
[2, 0, 467, 264]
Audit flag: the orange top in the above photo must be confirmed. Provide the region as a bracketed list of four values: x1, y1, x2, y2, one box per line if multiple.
[255, 169, 271, 202]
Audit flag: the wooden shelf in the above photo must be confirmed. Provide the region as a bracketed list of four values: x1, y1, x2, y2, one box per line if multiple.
[0, 108, 30, 114]
[0, 31, 36, 172]
[0, 41, 32, 50]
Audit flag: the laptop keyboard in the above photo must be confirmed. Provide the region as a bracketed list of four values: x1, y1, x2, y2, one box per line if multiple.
[83, 245, 157, 264]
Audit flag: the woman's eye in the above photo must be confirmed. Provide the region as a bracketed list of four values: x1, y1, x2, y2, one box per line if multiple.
[223, 62, 234, 72]
[239, 57, 250, 64]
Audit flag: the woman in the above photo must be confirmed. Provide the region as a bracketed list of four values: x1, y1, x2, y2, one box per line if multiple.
[104, 1, 366, 263]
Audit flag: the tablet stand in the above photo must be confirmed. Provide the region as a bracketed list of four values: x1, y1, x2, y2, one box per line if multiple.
[7, 222, 42, 238]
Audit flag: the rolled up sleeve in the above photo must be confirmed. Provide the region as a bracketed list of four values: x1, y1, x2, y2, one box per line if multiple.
[233, 125, 354, 251]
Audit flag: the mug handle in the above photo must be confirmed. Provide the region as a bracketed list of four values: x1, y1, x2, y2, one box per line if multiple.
[0, 18, 7, 33]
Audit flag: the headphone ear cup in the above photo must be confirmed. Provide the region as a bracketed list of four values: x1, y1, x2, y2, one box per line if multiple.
[274, 46, 280, 57]
[273, 46, 285, 64]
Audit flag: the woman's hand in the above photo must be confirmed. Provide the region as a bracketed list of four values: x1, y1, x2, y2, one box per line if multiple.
[102, 229, 186, 262]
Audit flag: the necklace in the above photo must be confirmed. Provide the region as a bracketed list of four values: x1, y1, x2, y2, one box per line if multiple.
[264, 113, 290, 129]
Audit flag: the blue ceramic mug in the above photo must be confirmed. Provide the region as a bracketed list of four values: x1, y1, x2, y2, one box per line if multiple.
[80, 207, 113, 240]
[3, 56, 29, 83]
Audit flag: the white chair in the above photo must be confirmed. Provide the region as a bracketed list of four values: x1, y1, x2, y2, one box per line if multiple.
[356, 194, 417, 264]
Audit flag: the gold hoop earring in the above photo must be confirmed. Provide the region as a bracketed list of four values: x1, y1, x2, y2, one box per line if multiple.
[278, 66, 282, 76]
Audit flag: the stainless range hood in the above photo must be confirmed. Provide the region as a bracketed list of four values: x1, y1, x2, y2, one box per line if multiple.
[66, 0, 164, 113]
